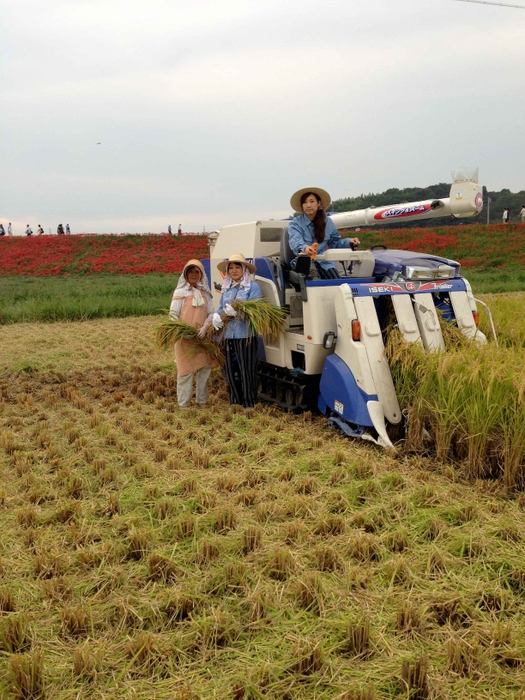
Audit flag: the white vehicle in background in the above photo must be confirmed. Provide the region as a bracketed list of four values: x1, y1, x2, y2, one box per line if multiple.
[204, 170, 492, 447]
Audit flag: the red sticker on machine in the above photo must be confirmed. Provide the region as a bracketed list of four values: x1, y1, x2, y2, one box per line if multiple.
[373, 204, 432, 220]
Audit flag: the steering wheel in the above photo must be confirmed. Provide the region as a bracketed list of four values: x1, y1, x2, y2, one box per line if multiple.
[370, 244, 388, 250]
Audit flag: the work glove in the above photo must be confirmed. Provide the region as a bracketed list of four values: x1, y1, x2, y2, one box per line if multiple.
[224, 303, 237, 318]
[197, 318, 211, 339]
[212, 312, 224, 331]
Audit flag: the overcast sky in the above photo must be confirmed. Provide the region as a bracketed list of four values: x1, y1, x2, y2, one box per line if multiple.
[2, 0, 524, 234]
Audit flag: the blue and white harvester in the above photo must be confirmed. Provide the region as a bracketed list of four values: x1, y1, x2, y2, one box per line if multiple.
[204, 172, 492, 447]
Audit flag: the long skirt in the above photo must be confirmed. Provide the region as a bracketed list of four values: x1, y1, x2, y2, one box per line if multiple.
[223, 337, 259, 408]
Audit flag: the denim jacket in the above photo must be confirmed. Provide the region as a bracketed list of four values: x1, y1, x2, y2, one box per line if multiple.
[218, 281, 262, 339]
[288, 214, 352, 271]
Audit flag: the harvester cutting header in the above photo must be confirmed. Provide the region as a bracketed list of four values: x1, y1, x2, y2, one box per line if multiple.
[203, 170, 490, 448]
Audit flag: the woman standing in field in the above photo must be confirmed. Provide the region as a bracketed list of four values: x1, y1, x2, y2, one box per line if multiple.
[212, 254, 262, 408]
[170, 259, 216, 409]
[288, 187, 360, 279]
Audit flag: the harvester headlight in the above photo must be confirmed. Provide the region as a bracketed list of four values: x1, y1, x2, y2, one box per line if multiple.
[405, 266, 433, 280]
[404, 265, 455, 280]
[435, 265, 456, 279]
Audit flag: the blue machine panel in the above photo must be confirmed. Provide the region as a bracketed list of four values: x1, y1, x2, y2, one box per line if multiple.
[319, 354, 377, 427]
[306, 278, 376, 288]
[255, 258, 274, 282]
[349, 277, 467, 297]
[304, 277, 466, 296]
[371, 249, 461, 278]
[201, 259, 212, 288]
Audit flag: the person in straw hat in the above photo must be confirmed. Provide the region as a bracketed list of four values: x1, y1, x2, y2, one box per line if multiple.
[212, 253, 262, 408]
[288, 187, 360, 279]
[169, 259, 217, 409]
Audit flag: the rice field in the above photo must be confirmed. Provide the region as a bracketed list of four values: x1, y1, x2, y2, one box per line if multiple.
[1, 303, 525, 699]
[0, 275, 177, 324]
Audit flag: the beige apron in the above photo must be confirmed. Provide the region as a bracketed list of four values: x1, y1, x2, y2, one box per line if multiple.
[174, 295, 217, 376]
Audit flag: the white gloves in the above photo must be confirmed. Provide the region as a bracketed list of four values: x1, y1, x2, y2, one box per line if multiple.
[224, 303, 237, 318]
[211, 306, 235, 331]
[212, 312, 224, 331]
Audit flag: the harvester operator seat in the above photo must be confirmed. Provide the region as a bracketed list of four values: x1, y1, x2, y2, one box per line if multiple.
[280, 227, 311, 295]
[280, 226, 294, 269]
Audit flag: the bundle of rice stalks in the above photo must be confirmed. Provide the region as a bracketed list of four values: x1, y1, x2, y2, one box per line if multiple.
[155, 317, 224, 365]
[235, 299, 287, 341]
[208, 299, 287, 342]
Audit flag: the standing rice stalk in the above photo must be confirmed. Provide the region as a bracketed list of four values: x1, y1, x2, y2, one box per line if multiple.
[386, 328, 525, 488]
[500, 368, 525, 488]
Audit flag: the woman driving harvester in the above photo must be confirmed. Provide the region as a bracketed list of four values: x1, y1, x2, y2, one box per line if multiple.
[288, 186, 360, 279]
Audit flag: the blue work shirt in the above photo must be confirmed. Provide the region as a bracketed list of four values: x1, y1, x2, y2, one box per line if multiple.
[288, 214, 352, 271]
[218, 280, 262, 339]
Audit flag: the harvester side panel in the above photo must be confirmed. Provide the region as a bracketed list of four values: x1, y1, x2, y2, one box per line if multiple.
[391, 295, 422, 345]
[353, 296, 402, 425]
[255, 275, 286, 367]
[255, 274, 280, 307]
[319, 354, 376, 427]
[412, 294, 446, 351]
[290, 337, 330, 375]
[449, 291, 479, 340]
[463, 278, 478, 314]
[303, 286, 338, 345]
[333, 285, 377, 397]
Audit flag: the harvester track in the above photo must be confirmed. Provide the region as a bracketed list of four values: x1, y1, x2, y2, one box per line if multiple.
[257, 362, 320, 413]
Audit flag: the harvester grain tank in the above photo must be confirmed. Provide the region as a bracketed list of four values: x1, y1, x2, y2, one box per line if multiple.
[204, 171, 490, 448]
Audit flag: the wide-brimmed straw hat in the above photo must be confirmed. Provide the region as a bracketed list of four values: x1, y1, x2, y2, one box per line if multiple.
[182, 259, 205, 279]
[217, 253, 256, 275]
[290, 187, 331, 213]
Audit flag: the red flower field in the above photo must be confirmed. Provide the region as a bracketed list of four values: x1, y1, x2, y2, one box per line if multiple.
[357, 222, 525, 270]
[0, 234, 209, 276]
[1, 223, 523, 276]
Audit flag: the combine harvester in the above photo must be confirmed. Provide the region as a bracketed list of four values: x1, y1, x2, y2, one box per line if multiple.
[205, 170, 493, 447]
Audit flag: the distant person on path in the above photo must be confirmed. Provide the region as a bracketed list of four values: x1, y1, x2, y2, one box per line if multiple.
[7, 223, 12, 236]
[169, 259, 216, 410]
[168, 224, 172, 235]
[25, 225, 33, 236]
[178, 224, 182, 234]
[57, 223, 65, 235]
[0, 224, 5, 236]
[520, 205, 525, 223]
[66, 223, 71, 235]
[502, 208, 510, 223]
[37, 225, 44, 235]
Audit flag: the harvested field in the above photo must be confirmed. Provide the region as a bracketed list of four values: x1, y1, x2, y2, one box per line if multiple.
[1, 317, 525, 698]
